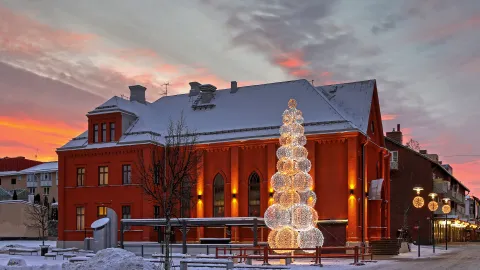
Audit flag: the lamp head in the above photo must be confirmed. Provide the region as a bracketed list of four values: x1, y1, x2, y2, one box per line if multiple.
[413, 186, 424, 195]
[428, 192, 437, 200]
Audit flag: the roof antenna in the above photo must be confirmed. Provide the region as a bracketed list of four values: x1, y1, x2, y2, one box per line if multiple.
[161, 82, 170, 97]
[34, 148, 38, 160]
[311, 80, 314, 86]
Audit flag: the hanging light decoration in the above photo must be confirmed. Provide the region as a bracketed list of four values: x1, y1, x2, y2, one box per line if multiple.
[442, 204, 451, 214]
[428, 201, 439, 212]
[413, 196, 424, 208]
[266, 99, 324, 252]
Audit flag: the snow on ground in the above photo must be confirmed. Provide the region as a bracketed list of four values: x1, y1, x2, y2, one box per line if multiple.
[0, 241, 56, 253]
[394, 244, 456, 259]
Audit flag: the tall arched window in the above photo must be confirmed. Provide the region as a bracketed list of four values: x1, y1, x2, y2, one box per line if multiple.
[213, 174, 225, 217]
[180, 177, 191, 218]
[248, 172, 261, 217]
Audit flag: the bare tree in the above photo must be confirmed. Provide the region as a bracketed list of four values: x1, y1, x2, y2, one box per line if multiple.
[135, 113, 201, 270]
[406, 139, 421, 152]
[25, 197, 49, 246]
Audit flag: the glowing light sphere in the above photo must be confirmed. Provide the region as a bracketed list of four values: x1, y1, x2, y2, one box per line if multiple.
[267, 229, 279, 249]
[292, 172, 313, 192]
[277, 146, 293, 160]
[299, 190, 317, 207]
[298, 228, 324, 252]
[274, 226, 298, 253]
[295, 113, 304, 124]
[428, 201, 439, 212]
[413, 196, 424, 208]
[292, 146, 308, 160]
[271, 172, 291, 192]
[291, 204, 315, 231]
[295, 135, 307, 146]
[295, 158, 312, 173]
[279, 125, 291, 136]
[288, 99, 297, 109]
[442, 204, 451, 214]
[277, 158, 295, 174]
[311, 208, 318, 227]
[264, 204, 291, 229]
[291, 123, 305, 137]
[282, 112, 294, 125]
[279, 134, 293, 146]
[274, 190, 300, 208]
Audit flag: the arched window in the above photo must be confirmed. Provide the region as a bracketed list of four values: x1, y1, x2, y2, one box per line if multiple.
[248, 172, 261, 217]
[213, 174, 225, 217]
[180, 177, 191, 218]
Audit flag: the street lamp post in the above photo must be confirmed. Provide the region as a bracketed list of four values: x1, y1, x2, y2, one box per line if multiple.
[413, 186, 425, 258]
[442, 198, 451, 250]
[427, 193, 438, 254]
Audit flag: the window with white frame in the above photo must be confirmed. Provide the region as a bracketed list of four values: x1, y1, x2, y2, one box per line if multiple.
[43, 187, 50, 195]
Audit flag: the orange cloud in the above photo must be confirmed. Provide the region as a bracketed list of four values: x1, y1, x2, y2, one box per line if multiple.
[0, 116, 85, 161]
[449, 160, 480, 196]
[382, 114, 397, 121]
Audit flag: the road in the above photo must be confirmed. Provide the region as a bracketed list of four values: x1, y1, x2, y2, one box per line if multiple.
[365, 243, 480, 270]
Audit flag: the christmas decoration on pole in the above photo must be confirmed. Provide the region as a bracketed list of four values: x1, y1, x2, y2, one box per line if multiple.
[265, 99, 324, 253]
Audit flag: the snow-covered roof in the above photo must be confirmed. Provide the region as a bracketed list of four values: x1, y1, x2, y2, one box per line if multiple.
[20, 162, 58, 174]
[316, 80, 375, 134]
[0, 171, 19, 177]
[59, 79, 378, 150]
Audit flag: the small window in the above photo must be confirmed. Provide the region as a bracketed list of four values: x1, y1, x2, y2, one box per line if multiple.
[391, 151, 399, 162]
[371, 121, 375, 133]
[102, 123, 107, 142]
[76, 207, 85, 230]
[122, 206, 131, 230]
[11, 178, 16, 185]
[154, 205, 161, 231]
[44, 187, 50, 195]
[248, 172, 261, 217]
[122, 165, 131, 184]
[213, 174, 225, 217]
[97, 206, 107, 218]
[77, 168, 85, 186]
[93, 124, 99, 143]
[98, 166, 108, 185]
[110, 123, 116, 141]
[29, 187, 35, 195]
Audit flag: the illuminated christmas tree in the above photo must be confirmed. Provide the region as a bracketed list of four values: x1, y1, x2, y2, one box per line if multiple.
[264, 99, 324, 253]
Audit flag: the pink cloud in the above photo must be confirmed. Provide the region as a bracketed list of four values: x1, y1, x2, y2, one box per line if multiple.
[382, 114, 397, 121]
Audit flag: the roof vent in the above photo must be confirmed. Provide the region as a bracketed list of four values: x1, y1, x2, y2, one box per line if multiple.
[188, 82, 201, 97]
[199, 84, 217, 104]
[230, 81, 238, 93]
[129, 85, 147, 104]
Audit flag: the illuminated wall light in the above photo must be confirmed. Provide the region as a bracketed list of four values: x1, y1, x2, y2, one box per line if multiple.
[350, 189, 354, 195]
[197, 194, 202, 200]
[232, 193, 237, 199]
[269, 192, 274, 198]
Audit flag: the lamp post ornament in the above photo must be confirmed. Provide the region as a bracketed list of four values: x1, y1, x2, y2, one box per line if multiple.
[264, 99, 324, 253]
[412, 186, 424, 258]
[442, 198, 451, 250]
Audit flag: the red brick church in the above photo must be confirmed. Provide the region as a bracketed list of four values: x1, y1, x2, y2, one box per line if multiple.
[57, 79, 391, 248]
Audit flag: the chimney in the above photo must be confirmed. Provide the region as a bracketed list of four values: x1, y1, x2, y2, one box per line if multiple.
[188, 82, 202, 97]
[199, 84, 217, 103]
[230, 81, 238, 93]
[386, 123, 403, 144]
[129, 85, 147, 104]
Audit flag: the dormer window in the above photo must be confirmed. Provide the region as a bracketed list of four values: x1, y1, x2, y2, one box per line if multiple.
[93, 124, 99, 143]
[110, 123, 116, 141]
[102, 123, 107, 142]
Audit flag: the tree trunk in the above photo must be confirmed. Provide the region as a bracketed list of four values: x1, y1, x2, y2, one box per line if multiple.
[165, 221, 171, 270]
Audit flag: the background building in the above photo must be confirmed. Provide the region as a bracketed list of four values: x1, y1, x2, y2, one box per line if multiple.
[57, 79, 391, 248]
[386, 125, 471, 245]
[0, 156, 42, 172]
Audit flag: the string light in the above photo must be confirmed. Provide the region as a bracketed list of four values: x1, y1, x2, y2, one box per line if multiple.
[266, 99, 324, 253]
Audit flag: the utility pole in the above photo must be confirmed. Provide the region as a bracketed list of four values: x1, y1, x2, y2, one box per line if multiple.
[161, 82, 170, 97]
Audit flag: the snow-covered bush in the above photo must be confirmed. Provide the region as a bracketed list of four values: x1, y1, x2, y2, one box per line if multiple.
[62, 248, 156, 270]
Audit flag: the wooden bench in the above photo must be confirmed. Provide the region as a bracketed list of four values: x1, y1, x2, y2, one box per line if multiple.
[85, 253, 95, 258]
[245, 255, 292, 266]
[180, 258, 233, 270]
[69, 257, 89, 263]
[152, 253, 190, 259]
[9, 248, 38, 255]
[52, 248, 79, 255]
[63, 253, 77, 260]
[235, 265, 289, 270]
[44, 253, 57, 260]
[199, 238, 231, 244]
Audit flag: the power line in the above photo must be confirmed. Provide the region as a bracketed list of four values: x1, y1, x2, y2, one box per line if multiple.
[442, 155, 480, 158]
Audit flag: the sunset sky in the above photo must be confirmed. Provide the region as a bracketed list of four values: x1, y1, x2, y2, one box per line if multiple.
[1, 1, 479, 194]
